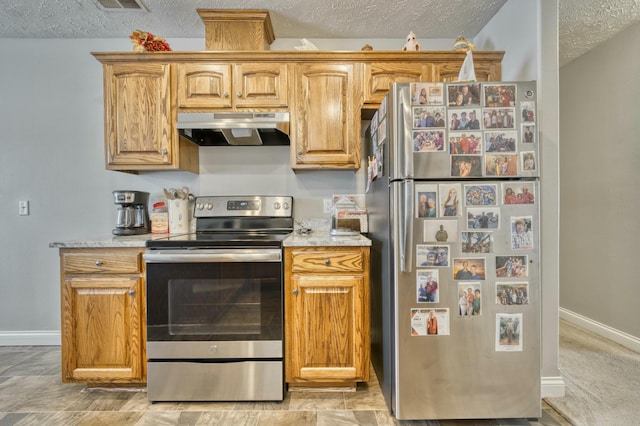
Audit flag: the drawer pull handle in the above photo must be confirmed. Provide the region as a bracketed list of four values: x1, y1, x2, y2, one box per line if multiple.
[128, 290, 136, 296]
[324, 259, 331, 266]
[292, 289, 299, 296]
[95, 260, 103, 266]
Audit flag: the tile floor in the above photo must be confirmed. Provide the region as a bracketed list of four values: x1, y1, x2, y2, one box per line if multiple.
[0, 346, 570, 425]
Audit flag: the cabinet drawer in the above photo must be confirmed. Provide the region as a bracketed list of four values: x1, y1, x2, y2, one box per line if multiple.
[290, 248, 364, 273]
[63, 250, 141, 274]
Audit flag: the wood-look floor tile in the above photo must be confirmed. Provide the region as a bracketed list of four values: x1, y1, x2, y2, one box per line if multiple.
[373, 409, 399, 426]
[0, 350, 60, 377]
[7, 379, 85, 412]
[64, 391, 134, 412]
[0, 413, 29, 426]
[288, 391, 346, 411]
[194, 410, 260, 425]
[344, 386, 388, 411]
[130, 410, 185, 425]
[8, 411, 89, 426]
[0, 376, 59, 411]
[0, 350, 36, 376]
[232, 392, 291, 411]
[318, 409, 379, 426]
[256, 410, 316, 426]
[176, 400, 237, 411]
[119, 392, 181, 412]
[70, 410, 144, 425]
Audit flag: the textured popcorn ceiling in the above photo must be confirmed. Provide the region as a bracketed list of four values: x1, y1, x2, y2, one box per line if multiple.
[0, 0, 638, 66]
[559, 0, 640, 66]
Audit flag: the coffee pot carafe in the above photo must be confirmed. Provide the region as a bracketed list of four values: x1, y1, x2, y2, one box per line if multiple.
[112, 190, 150, 236]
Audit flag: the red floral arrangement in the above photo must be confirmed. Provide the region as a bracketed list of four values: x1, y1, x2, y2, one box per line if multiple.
[130, 30, 171, 52]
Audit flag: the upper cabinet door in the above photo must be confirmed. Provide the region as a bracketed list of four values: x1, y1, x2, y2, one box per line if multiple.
[291, 63, 361, 170]
[233, 63, 288, 108]
[177, 63, 287, 109]
[363, 63, 430, 106]
[177, 64, 233, 109]
[431, 60, 502, 82]
[105, 63, 173, 167]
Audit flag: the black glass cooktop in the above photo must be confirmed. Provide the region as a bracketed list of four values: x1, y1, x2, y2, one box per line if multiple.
[145, 231, 289, 249]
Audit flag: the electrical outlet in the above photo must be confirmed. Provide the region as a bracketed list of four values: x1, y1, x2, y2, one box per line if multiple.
[323, 199, 333, 214]
[19, 200, 30, 216]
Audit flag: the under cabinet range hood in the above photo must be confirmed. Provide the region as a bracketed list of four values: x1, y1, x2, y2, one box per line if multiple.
[177, 112, 290, 146]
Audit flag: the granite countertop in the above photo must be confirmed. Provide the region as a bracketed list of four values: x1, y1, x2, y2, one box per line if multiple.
[51, 231, 371, 249]
[283, 230, 371, 247]
[49, 233, 156, 248]
[50, 218, 371, 249]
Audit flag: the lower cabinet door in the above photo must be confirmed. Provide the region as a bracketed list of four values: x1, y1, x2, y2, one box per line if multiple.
[285, 273, 369, 384]
[61, 277, 144, 383]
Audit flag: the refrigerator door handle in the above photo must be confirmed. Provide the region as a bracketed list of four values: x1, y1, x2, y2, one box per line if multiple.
[399, 179, 414, 273]
[398, 85, 414, 178]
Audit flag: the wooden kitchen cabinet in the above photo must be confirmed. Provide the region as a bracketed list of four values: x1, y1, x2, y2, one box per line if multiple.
[363, 62, 431, 106]
[290, 63, 362, 170]
[100, 61, 198, 173]
[431, 59, 502, 82]
[363, 54, 503, 107]
[176, 62, 288, 109]
[284, 246, 370, 387]
[94, 50, 503, 173]
[59, 247, 146, 384]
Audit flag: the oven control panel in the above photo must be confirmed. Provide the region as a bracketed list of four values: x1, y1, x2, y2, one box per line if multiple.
[194, 196, 293, 218]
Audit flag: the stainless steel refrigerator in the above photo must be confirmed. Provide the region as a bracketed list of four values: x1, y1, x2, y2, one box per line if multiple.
[366, 81, 540, 420]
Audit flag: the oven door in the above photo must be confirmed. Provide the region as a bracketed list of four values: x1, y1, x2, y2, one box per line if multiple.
[144, 248, 283, 359]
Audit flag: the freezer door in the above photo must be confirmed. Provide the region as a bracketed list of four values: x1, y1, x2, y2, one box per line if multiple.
[390, 81, 539, 180]
[393, 180, 541, 420]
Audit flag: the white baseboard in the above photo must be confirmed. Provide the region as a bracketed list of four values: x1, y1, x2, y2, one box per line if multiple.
[541, 376, 565, 398]
[560, 308, 640, 354]
[0, 331, 60, 346]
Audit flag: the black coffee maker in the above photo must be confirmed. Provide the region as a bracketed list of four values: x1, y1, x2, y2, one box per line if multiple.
[112, 190, 150, 235]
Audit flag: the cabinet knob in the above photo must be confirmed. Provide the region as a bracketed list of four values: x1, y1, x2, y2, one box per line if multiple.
[324, 259, 331, 266]
[236, 91, 242, 98]
[95, 260, 103, 266]
[292, 289, 299, 296]
[223, 91, 229, 98]
[128, 290, 136, 296]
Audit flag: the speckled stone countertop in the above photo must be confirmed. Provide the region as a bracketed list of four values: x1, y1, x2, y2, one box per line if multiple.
[283, 230, 371, 247]
[49, 218, 371, 249]
[286, 217, 371, 247]
[49, 234, 158, 248]
[51, 231, 371, 249]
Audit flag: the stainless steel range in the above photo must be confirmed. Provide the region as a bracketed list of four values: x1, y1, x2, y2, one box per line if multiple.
[143, 195, 293, 402]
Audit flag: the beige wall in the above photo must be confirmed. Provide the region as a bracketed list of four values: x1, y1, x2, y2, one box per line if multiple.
[559, 22, 640, 339]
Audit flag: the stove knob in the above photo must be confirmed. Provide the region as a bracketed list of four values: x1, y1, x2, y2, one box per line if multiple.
[196, 202, 204, 210]
[206, 203, 213, 210]
[273, 202, 281, 210]
[283, 202, 290, 210]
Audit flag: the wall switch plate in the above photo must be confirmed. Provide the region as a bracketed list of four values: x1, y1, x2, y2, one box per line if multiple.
[323, 199, 333, 214]
[19, 200, 29, 216]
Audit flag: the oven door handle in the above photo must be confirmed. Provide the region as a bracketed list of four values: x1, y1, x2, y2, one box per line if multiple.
[143, 249, 282, 263]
